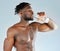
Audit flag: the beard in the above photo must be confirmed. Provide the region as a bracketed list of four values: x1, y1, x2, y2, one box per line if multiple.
[24, 17, 33, 21]
[24, 15, 33, 21]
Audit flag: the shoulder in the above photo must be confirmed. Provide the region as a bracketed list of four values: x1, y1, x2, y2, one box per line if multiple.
[7, 24, 18, 38]
[29, 22, 39, 30]
[7, 22, 20, 32]
[29, 22, 39, 26]
[29, 22, 49, 26]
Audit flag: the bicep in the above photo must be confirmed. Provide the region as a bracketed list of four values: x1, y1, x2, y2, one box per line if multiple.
[38, 23, 52, 32]
[30, 22, 51, 32]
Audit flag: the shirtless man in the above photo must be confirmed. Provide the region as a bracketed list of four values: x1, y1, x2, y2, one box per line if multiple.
[3, 2, 57, 51]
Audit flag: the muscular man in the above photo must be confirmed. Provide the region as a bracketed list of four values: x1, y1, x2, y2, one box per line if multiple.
[3, 2, 57, 51]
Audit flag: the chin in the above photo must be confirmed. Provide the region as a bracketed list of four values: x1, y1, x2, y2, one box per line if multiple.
[25, 18, 33, 21]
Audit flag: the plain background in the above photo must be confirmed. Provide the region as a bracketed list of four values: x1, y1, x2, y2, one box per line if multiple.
[0, 0, 60, 51]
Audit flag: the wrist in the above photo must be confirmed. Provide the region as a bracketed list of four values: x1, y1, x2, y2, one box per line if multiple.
[44, 17, 49, 23]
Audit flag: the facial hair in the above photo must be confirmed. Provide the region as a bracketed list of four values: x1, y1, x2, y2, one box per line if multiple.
[24, 15, 33, 21]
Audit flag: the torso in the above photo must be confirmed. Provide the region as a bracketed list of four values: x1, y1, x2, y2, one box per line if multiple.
[12, 23, 37, 51]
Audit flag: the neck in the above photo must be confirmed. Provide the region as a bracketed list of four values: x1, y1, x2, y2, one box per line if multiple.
[19, 17, 29, 26]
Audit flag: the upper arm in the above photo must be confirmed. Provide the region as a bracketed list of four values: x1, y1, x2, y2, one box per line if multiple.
[30, 22, 52, 32]
[38, 23, 52, 32]
[4, 27, 16, 51]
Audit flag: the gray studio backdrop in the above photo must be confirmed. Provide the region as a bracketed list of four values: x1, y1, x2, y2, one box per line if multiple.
[0, 0, 60, 51]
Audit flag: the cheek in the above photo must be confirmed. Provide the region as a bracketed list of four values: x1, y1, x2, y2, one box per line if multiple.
[24, 13, 30, 17]
[23, 11, 33, 18]
[26, 11, 33, 16]
[25, 12, 30, 15]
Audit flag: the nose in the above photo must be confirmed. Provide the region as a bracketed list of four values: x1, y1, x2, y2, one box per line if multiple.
[31, 11, 33, 15]
[30, 10, 33, 15]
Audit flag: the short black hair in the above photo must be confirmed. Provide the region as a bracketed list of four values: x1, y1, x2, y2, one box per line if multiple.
[15, 2, 30, 14]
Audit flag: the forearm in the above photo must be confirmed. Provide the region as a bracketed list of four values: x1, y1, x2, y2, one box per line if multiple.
[47, 18, 58, 30]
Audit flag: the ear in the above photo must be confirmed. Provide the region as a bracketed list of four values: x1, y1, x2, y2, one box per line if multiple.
[18, 11, 23, 16]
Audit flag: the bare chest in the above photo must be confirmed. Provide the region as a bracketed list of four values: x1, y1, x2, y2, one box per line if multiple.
[14, 26, 36, 43]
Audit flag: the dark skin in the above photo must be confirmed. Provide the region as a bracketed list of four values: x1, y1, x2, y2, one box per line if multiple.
[4, 5, 55, 51]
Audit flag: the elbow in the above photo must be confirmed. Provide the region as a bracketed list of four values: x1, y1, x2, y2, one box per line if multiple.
[51, 24, 58, 30]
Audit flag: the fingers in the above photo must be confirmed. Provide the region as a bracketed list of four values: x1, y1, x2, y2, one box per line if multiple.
[37, 12, 45, 16]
